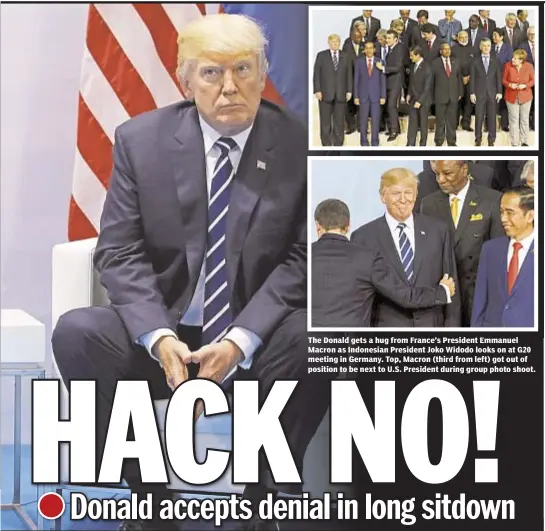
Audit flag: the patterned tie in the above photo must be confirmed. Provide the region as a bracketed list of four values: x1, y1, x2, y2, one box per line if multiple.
[202, 137, 237, 346]
[367, 58, 373, 76]
[509, 29, 513, 45]
[397, 223, 414, 282]
[445, 58, 451, 77]
[507, 242, 523, 295]
[451, 197, 459, 226]
[333, 51, 339, 70]
[483, 55, 489, 73]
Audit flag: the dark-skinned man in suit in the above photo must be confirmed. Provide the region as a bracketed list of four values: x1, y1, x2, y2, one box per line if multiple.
[312, 198, 455, 327]
[421, 160, 504, 326]
[53, 13, 315, 531]
[352, 168, 461, 327]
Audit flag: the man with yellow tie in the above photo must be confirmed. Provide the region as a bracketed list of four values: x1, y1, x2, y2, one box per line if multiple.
[471, 185, 535, 327]
[420, 160, 504, 326]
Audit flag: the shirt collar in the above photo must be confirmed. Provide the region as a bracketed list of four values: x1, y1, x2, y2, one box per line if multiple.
[416, 58, 424, 66]
[449, 178, 470, 203]
[385, 211, 414, 232]
[198, 113, 253, 156]
[510, 231, 534, 248]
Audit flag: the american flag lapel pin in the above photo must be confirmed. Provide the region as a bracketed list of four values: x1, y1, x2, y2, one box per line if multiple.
[257, 160, 267, 170]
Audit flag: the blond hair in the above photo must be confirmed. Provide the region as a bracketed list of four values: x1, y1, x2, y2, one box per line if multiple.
[513, 48, 528, 61]
[177, 14, 268, 86]
[328, 33, 341, 42]
[380, 168, 418, 194]
[391, 19, 404, 33]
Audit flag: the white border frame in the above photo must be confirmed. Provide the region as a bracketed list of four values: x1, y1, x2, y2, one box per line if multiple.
[308, 5, 540, 152]
[307, 154, 539, 332]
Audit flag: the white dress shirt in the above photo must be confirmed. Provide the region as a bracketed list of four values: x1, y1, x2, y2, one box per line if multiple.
[449, 179, 470, 226]
[385, 212, 415, 260]
[507, 232, 534, 274]
[140, 114, 261, 371]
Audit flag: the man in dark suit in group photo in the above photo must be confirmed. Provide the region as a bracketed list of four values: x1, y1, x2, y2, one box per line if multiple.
[406, 45, 432, 146]
[421, 160, 504, 326]
[350, 9, 381, 42]
[351, 168, 461, 327]
[354, 40, 386, 146]
[432, 42, 463, 146]
[313, 33, 352, 146]
[470, 38, 503, 146]
[451, 30, 475, 132]
[53, 13, 316, 531]
[311, 198, 456, 328]
[472, 185, 535, 327]
[376, 29, 405, 141]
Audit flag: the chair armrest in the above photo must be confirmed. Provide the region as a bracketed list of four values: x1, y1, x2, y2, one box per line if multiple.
[51, 237, 108, 328]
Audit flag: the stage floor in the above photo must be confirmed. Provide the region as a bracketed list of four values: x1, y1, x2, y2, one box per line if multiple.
[311, 101, 536, 149]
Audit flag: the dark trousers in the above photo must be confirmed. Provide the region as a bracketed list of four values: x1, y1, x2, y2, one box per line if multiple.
[499, 86, 509, 129]
[345, 96, 359, 133]
[319, 99, 345, 146]
[52, 306, 330, 498]
[407, 104, 430, 146]
[475, 96, 497, 143]
[386, 87, 401, 134]
[435, 100, 458, 145]
[359, 100, 381, 146]
[458, 83, 473, 128]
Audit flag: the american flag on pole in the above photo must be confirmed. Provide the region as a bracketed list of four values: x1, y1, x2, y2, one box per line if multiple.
[69, 3, 308, 241]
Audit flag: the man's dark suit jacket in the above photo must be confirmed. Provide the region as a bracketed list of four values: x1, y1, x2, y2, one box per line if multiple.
[466, 27, 489, 53]
[343, 38, 365, 67]
[422, 38, 443, 63]
[492, 42, 514, 66]
[415, 163, 495, 211]
[351, 215, 460, 327]
[521, 40, 535, 65]
[408, 60, 432, 105]
[420, 183, 504, 326]
[479, 18, 496, 37]
[350, 15, 381, 42]
[472, 236, 534, 327]
[402, 18, 419, 46]
[411, 23, 440, 48]
[93, 100, 307, 344]
[355, 56, 386, 103]
[470, 55, 502, 99]
[502, 25, 526, 49]
[451, 43, 475, 76]
[313, 49, 353, 102]
[311, 233, 448, 327]
[431, 56, 463, 103]
[383, 44, 406, 93]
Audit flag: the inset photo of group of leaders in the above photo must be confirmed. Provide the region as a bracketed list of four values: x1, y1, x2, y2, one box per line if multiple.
[309, 6, 537, 149]
[310, 158, 536, 330]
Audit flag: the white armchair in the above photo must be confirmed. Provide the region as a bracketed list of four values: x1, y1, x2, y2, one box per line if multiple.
[51, 238, 335, 497]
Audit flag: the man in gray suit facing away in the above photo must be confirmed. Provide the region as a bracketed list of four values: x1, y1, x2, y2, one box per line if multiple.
[351, 168, 461, 327]
[53, 14, 314, 531]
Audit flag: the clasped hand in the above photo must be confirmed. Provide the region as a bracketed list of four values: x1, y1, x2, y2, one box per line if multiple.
[439, 274, 456, 297]
[155, 336, 243, 418]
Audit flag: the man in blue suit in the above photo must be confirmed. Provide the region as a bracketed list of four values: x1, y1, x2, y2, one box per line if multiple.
[472, 185, 535, 327]
[53, 13, 313, 531]
[355, 41, 386, 146]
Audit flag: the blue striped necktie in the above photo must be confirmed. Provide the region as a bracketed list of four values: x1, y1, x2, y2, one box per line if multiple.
[202, 137, 237, 345]
[397, 223, 414, 282]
